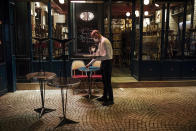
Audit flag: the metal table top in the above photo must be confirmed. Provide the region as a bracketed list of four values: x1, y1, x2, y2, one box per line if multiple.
[26, 72, 56, 80]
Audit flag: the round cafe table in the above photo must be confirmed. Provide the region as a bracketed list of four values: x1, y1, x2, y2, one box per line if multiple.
[48, 77, 80, 128]
[26, 72, 56, 118]
[78, 66, 100, 99]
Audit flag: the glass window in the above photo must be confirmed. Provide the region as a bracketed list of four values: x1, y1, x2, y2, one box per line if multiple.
[166, 2, 184, 59]
[105, 3, 132, 65]
[31, 2, 49, 60]
[133, 12, 140, 60]
[0, 20, 4, 63]
[51, 3, 68, 59]
[112, 18, 125, 63]
[133, 27, 139, 60]
[142, 4, 161, 61]
[75, 3, 100, 54]
[184, 1, 196, 59]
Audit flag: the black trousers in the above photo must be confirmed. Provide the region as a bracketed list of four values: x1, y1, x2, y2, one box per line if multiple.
[100, 59, 113, 101]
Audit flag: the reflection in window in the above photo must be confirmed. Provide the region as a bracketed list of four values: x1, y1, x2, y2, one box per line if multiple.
[166, 2, 191, 59]
[185, 29, 196, 58]
[167, 33, 181, 58]
[53, 40, 69, 60]
[32, 39, 49, 61]
[30, 1, 69, 60]
[51, 2, 68, 59]
[184, 2, 196, 59]
[31, 2, 49, 60]
[31, 2, 48, 38]
[142, 5, 161, 61]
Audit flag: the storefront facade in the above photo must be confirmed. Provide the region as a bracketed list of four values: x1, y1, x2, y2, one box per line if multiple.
[0, 0, 196, 94]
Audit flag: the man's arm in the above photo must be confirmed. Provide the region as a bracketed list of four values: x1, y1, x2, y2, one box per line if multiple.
[86, 58, 96, 67]
[86, 39, 108, 67]
[86, 48, 100, 67]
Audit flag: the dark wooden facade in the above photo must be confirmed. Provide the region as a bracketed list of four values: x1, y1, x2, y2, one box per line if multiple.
[0, 0, 196, 95]
[0, 0, 16, 95]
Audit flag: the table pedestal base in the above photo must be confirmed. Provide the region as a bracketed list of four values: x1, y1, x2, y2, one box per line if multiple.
[34, 107, 56, 118]
[56, 116, 78, 128]
[48, 78, 81, 128]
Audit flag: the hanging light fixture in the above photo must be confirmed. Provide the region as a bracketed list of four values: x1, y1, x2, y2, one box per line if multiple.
[59, 0, 64, 4]
[155, 3, 159, 7]
[144, 11, 149, 16]
[80, 12, 94, 21]
[144, 0, 149, 5]
[135, 10, 139, 17]
[126, 12, 130, 17]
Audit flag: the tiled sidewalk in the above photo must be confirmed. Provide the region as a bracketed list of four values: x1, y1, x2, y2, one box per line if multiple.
[0, 87, 196, 131]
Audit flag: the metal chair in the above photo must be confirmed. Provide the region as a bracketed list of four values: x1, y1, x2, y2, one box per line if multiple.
[71, 60, 88, 94]
[91, 61, 102, 91]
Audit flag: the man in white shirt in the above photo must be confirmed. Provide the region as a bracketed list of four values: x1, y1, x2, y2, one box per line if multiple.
[86, 30, 114, 106]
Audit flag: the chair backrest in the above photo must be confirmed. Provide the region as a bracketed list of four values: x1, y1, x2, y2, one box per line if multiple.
[92, 60, 101, 68]
[71, 60, 86, 76]
[72, 60, 85, 70]
[92, 61, 101, 76]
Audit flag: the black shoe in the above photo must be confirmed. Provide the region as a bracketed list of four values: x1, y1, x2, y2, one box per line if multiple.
[102, 101, 114, 106]
[96, 97, 105, 102]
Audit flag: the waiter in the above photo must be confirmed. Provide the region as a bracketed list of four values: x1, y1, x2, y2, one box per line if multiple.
[86, 30, 114, 106]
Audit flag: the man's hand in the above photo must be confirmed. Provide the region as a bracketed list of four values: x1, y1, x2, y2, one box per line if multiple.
[86, 64, 90, 68]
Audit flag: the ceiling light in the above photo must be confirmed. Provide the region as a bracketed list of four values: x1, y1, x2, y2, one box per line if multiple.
[59, 0, 64, 4]
[144, 0, 149, 5]
[144, 11, 149, 16]
[126, 12, 130, 17]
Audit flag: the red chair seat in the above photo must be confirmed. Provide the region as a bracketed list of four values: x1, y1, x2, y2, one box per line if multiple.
[72, 75, 88, 79]
[91, 75, 102, 79]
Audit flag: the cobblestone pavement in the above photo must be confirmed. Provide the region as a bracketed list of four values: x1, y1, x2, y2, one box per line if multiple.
[0, 87, 196, 131]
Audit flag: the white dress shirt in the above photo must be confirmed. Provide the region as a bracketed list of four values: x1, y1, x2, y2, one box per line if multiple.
[88, 36, 113, 66]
